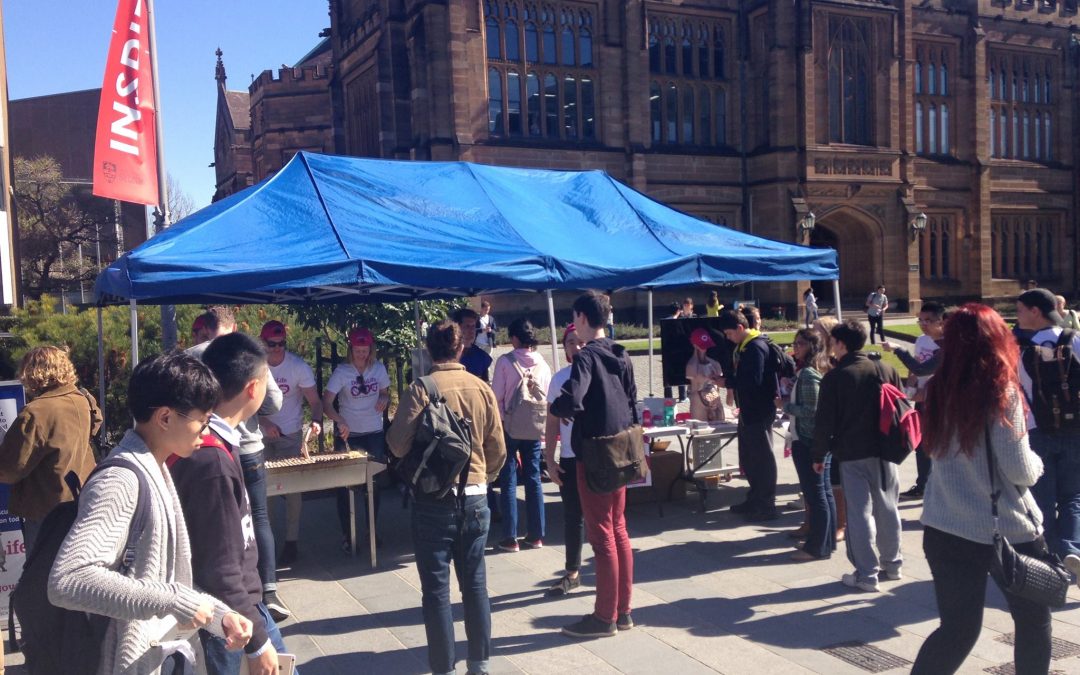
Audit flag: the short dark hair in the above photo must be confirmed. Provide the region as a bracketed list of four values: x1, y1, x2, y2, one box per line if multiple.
[201, 333, 267, 400]
[717, 309, 748, 331]
[920, 301, 946, 320]
[830, 319, 867, 353]
[204, 305, 236, 332]
[507, 318, 539, 347]
[480, 299, 491, 309]
[452, 307, 479, 324]
[572, 291, 610, 328]
[129, 353, 220, 423]
[426, 319, 462, 361]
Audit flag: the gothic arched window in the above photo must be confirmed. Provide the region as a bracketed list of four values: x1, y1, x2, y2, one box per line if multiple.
[827, 17, 872, 145]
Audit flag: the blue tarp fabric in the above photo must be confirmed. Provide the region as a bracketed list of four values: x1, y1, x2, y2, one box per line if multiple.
[94, 152, 838, 305]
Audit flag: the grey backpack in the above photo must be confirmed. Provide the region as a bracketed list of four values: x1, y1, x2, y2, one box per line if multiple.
[504, 353, 548, 440]
[396, 375, 474, 498]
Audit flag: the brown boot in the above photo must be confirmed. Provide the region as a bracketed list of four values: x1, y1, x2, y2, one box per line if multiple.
[834, 485, 847, 543]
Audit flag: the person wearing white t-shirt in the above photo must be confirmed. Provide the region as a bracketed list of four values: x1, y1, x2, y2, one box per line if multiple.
[258, 320, 324, 567]
[475, 299, 497, 353]
[543, 324, 585, 596]
[322, 327, 392, 551]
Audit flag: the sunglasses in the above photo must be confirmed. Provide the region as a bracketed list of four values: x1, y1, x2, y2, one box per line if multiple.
[264, 339, 286, 348]
[153, 407, 211, 434]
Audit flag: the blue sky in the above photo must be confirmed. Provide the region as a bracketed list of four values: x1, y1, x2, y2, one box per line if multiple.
[5, 0, 329, 209]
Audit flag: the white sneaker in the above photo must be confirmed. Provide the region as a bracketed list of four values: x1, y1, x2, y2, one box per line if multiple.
[841, 573, 880, 593]
[1064, 554, 1080, 589]
[882, 568, 902, 581]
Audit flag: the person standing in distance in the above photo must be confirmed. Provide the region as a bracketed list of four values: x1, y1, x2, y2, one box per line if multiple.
[865, 285, 888, 345]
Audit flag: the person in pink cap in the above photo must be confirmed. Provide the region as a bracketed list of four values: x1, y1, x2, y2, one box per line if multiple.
[322, 327, 391, 552]
[685, 327, 726, 422]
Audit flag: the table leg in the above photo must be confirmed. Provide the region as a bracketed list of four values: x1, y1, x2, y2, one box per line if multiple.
[367, 465, 377, 567]
[349, 487, 357, 559]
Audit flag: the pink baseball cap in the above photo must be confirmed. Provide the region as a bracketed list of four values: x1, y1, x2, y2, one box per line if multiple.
[348, 327, 374, 347]
[191, 315, 208, 333]
[260, 320, 287, 340]
[690, 327, 715, 350]
[562, 323, 576, 342]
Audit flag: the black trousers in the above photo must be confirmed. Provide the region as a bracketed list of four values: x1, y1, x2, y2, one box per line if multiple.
[913, 526, 1052, 675]
[867, 314, 885, 344]
[558, 456, 585, 572]
[737, 418, 776, 512]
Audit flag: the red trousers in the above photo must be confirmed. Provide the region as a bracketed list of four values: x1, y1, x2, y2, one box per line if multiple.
[577, 464, 633, 623]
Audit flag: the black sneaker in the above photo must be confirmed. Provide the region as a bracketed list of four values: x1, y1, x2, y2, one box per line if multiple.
[546, 573, 581, 597]
[730, 501, 754, 514]
[744, 508, 779, 522]
[279, 541, 298, 567]
[617, 613, 634, 631]
[899, 485, 924, 501]
[264, 592, 292, 622]
[561, 614, 617, 639]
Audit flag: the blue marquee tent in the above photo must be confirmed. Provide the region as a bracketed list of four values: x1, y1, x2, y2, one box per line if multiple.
[94, 152, 837, 306]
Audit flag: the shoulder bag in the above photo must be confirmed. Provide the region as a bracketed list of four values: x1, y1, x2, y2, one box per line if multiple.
[985, 427, 1070, 608]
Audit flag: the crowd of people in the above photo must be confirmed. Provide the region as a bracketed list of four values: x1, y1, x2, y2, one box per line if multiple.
[4, 285, 1080, 673]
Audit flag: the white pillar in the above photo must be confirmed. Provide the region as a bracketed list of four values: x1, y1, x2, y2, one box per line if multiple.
[647, 289, 655, 397]
[832, 279, 843, 321]
[129, 299, 139, 365]
[546, 290, 559, 371]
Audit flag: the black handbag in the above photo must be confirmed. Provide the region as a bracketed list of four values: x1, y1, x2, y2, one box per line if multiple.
[984, 429, 1070, 608]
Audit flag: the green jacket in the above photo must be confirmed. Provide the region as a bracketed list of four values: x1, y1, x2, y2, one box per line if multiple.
[783, 367, 821, 442]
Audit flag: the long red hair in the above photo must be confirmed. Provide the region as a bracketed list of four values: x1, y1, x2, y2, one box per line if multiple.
[923, 303, 1023, 457]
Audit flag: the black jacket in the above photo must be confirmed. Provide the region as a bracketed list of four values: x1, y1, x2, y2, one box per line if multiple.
[730, 336, 777, 425]
[170, 426, 268, 654]
[550, 338, 637, 448]
[812, 351, 902, 464]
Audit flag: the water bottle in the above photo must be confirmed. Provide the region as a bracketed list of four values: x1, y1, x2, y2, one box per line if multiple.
[642, 408, 653, 428]
[663, 398, 675, 426]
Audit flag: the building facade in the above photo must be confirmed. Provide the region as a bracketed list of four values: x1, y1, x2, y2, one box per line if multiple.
[218, 0, 1080, 310]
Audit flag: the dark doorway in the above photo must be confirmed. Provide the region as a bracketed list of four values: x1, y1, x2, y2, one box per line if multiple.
[809, 226, 839, 303]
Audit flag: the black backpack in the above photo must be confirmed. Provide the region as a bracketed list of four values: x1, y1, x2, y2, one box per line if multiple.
[11, 456, 151, 675]
[762, 335, 797, 380]
[395, 376, 474, 499]
[1022, 329, 1080, 433]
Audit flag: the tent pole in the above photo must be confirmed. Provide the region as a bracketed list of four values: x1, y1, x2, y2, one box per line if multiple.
[546, 290, 559, 371]
[97, 307, 107, 441]
[832, 279, 843, 321]
[647, 289, 654, 397]
[413, 299, 422, 346]
[129, 299, 139, 365]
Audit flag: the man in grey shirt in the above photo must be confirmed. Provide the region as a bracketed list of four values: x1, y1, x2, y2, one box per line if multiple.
[187, 307, 290, 621]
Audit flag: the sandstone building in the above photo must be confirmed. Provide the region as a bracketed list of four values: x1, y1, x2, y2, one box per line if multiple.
[216, 0, 1080, 310]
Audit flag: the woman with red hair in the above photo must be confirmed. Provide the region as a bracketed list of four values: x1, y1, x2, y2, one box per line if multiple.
[913, 303, 1050, 674]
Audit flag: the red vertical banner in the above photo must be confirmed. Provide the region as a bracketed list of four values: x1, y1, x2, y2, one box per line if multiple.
[92, 0, 159, 206]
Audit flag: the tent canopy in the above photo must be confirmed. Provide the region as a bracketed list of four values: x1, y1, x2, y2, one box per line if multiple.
[94, 152, 838, 305]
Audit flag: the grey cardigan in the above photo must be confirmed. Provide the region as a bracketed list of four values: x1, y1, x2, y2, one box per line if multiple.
[921, 388, 1045, 545]
[48, 430, 232, 675]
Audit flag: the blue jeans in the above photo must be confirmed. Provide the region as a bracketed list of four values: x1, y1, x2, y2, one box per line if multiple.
[791, 441, 835, 558]
[498, 437, 545, 541]
[200, 602, 297, 674]
[411, 493, 491, 675]
[1028, 428, 1080, 557]
[239, 451, 276, 592]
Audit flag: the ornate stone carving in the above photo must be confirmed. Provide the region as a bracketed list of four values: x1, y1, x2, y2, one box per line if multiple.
[813, 156, 894, 176]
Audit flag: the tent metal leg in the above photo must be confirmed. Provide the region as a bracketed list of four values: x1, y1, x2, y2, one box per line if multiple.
[97, 307, 107, 440]
[546, 290, 559, 371]
[130, 299, 139, 365]
[832, 279, 843, 321]
[413, 299, 422, 346]
[647, 289, 654, 397]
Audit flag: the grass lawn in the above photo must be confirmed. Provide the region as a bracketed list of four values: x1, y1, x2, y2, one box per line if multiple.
[885, 323, 922, 339]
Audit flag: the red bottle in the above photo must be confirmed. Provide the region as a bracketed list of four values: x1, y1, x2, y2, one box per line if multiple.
[642, 408, 653, 428]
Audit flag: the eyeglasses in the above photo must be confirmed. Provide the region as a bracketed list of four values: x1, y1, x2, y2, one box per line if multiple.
[172, 408, 212, 435]
[264, 340, 286, 348]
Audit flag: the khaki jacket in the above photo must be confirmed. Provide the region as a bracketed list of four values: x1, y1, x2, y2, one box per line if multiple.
[0, 384, 101, 520]
[388, 362, 506, 486]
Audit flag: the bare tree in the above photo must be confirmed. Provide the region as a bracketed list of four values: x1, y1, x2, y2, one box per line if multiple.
[167, 173, 197, 223]
[13, 155, 113, 297]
